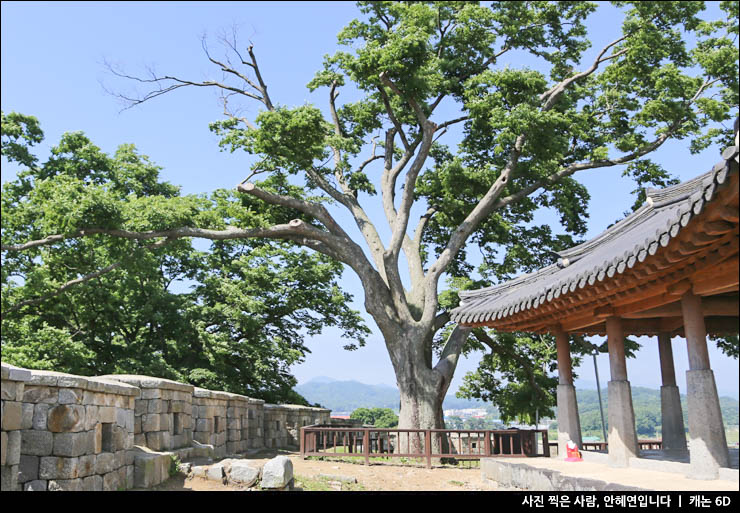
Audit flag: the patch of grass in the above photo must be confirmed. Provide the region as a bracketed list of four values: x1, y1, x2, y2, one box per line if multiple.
[448, 480, 465, 487]
[169, 454, 182, 477]
[294, 474, 365, 491]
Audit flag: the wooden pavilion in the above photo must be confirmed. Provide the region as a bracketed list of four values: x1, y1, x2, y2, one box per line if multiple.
[451, 122, 739, 479]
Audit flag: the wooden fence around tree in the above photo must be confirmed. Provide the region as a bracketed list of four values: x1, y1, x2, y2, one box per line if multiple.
[299, 426, 549, 468]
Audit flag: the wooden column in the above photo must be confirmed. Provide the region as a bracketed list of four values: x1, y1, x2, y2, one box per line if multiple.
[657, 333, 687, 452]
[553, 326, 581, 456]
[606, 317, 628, 381]
[681, 292, 711, 370]
[605, 316, 638, 467]
[681, 291, 729, 478]
[555, 328, 573, 385]
[657, 333, 677, 386]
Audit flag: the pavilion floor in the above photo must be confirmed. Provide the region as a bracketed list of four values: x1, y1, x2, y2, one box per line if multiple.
[481, 450, 739, 491]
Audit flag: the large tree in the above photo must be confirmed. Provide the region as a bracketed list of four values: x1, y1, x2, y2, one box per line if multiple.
[3, 2, 738, 438]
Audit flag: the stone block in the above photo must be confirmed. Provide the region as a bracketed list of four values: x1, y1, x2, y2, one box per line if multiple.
[142, 413, 160, 432]
[116, 406, 129, 427]
[19, 454, 39, 483]
[148, 399, 165, 414]
[33, 403, 50, 431]
[124, 410, 134, 432]
[82, 474, 103, 491]
[0, 431, 6, 466]
[141, 388, 162, 400]
[97, 406, 116, 424]
[160, 431, 171, 450]
[103, 470, 121, 491]
[78, 454, 96, 477]
[260, 456, 293, 489]
[112, 426, 127, 451]
[23, 386, 58, 404]
[53, 431, 93, 457]
[94, 423, 103, 453]
[1, 381, 18, 401]
[206, 464, 225, 482]
[21, 402, 34, 430]
[126, 464, 134, 490]
[6, 430, 21, 466]
[195, 418, 211, 432]
[1, 464, 18, 491]
[24, 480, 47, 491]
[47, 404, 86, 433]
[134, 433, 146, 446]
[95, 452, 116, 474]
[21, 429, 53, 456]
[58, 388, 84, 404]
[135, 399, 148, 416]
[2, 401, 22, 431]
[83, 405, 98, 430]
[134, 416, 142, 434]
[229, 461, 260, 487]
[134, 454, 157, 488]
[160, 413, 170, 431]
[39, 456, 81, 479]
[146, 431, 164, 451]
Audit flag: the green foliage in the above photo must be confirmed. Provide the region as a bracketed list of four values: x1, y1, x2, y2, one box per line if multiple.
[350, 407, 399, 427]
[168, 454, 181, 477]
[575, 387, 739, 440]
[1, 113, 369, 404]
[1, 111, 43, 168]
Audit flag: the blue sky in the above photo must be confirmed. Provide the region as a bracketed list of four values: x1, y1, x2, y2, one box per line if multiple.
[2, 1, 738, 399]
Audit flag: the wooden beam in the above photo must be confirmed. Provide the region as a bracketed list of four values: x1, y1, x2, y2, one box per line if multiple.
[716, 205, 739, 223]
[666, 279, 692, 296]
[623, 296, 740, 318]
[692, 265, 740, 296]
[704, 316, 740, 334]
[703, 220, 735, 235]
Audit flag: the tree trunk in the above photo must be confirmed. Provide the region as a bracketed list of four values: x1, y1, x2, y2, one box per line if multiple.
[385, 325, 452, 456]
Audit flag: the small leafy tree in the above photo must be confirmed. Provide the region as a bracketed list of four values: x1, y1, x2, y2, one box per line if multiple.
[1, 113, 369, 403]
[350, 407, 399, 428]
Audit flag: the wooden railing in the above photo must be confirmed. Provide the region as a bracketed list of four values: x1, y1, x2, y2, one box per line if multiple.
[549, 439, 664, 454]
[300, 426, 549, 468]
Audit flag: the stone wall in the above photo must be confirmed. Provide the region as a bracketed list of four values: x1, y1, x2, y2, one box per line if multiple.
[97, 375, 194, 452]
[264, 404, 331, 449]
[11, 368, 140, 491]
[1, 364, 31, 491]
[1, 364, 332, 491]
[225, 393, 264, 454]
[192, 388, 230, 459]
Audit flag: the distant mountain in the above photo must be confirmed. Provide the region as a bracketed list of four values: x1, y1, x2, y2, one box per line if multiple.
[295, 378, 489, 413]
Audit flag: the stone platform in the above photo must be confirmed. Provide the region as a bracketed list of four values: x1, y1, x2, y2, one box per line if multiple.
[481, 455, 739, 491]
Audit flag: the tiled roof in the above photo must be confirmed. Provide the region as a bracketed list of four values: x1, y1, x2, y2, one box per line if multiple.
[452, 135, 739, 327]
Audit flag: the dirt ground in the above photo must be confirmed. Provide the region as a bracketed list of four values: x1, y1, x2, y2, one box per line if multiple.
[149, 449, 506, 492]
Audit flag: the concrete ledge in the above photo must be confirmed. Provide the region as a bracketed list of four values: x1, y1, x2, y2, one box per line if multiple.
[131, 446, 172, 489]
[583, 449, 738, 482]
[719, 468, 739, 482]
[481, 458, 648, 491]
[1, 363, 32, 382]
[264, 404, 330, 414]
[97, 375, 193, 394]
[24, 370, 140, 396]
